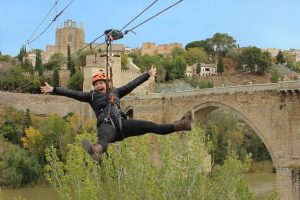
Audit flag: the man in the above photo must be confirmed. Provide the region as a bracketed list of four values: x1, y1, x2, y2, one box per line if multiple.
[41, 67, 192, 161]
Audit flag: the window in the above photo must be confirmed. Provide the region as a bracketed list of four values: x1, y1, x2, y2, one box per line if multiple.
[68, 34, 73, 43]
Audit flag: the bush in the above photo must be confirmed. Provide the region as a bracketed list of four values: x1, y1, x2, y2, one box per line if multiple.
[45, 127, 252, 200]
[3, 144, 43, 188]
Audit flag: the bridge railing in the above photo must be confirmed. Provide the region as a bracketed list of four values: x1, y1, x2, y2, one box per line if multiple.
[126, 80, 300, 99]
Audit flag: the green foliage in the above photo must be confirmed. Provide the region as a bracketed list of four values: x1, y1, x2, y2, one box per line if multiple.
[52, 68, 59, 87]
[0, 65, 41, 93]
[68, 70, 83, 91]
[217, 57, 224, 74]
[32, 114, 73, 162]
[238, 47, 272, 74]
[207, 150, 252, 200]
[185, 39, 214, 57]
[184, 47, 209, 65]
[45, 127, 252, 200]
[75, 49, 96, 68]
[203, 110, 271, 165]
[44, 53, 65, 71]
[3, 144, 43, 188]
[271, 68, 280, 83]
[187, 76, 214, 89]
[0, 107, 32, 144]
[67, 45, 76, 76]
[130, 54, 161, 72]
[196, 63, 201, 74]
[210, 33, 237, 57]
[246, 134, 271, 161]
[35, 49, 43, 76]
[121, 54, 129, 70]
[0, 66, 25, 90]
[0, 54, 12, 62]
[171, 46, 185, 58]
[163, 56, 187, 80]
[276, 51, 285, 64]
[17, 46, 27, 63]
[20, 59, 34, 74]
[22, 108, 32, 132]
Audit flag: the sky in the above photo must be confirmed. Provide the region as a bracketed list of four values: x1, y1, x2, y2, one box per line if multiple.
[1, 0, 300, 57]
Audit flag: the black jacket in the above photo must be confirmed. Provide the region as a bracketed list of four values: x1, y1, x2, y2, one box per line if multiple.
[53, 73, 150, 119]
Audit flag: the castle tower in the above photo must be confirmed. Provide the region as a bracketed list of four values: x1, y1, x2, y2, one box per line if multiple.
[55, 20, 85, 56]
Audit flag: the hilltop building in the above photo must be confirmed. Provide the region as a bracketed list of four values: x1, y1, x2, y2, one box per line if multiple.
[139, 42, 182, 56]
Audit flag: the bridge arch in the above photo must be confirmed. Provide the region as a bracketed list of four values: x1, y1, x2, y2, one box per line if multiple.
[192, 101, 277, 166]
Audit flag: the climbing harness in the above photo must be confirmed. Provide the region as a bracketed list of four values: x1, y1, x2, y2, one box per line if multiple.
[96, 30, 125, 137]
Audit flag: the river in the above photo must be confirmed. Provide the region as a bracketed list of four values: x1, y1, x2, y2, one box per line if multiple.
[1, 172, 276, 200]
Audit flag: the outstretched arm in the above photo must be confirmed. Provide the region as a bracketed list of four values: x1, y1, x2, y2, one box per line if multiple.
[40, 82, 53, 94]
[117, 66, 157, 97]
[40, 82, 91, 102]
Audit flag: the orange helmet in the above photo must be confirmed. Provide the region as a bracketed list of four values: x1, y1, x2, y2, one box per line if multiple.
[92, 72, 107, 85]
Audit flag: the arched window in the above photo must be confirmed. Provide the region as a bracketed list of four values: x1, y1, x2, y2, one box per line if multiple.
[68, 34, 73, 43]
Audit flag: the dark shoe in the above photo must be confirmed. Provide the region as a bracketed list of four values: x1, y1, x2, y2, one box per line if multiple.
[81, 138, 103, 161]
[174, 111, 193, 131]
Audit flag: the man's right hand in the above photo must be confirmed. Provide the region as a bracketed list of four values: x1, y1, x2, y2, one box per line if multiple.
[40, 82, 53, 94]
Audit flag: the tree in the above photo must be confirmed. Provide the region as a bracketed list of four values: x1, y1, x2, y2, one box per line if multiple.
[0, 119, 20, 144]
[21, 127, 44, 159]
[121, 54, 129, 70]
[3, 144, 42, 188]
[210, 33, 237, 57]
[130, 54, 161, 72]
[238, 47, 272, 74]
[0, 66, 27, 91]
[21, 59, 34, 74]
[52, 68, 59, 87]
[68, 71, 83, 91]
[67, 45, 76, 76]
[22, 108, 32, 132]
[196, 63, 201, 74]
[0, 54, 12, 62]
[17, 45, 27, 63]
[35, 49, 43, 76]
[44, 53, 65, 71]
[271, 68, 280, 83]
[161, 56, 187, 80]
[276, 51, 285, 64]
[217, 57, 224, 74]
[45, 128, 252, 200]
[184, 47, 209, 65]
[171, 46, 185, 58]
[185, 39, 214, 57]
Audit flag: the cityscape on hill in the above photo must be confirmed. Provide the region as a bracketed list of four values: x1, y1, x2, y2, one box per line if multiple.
[1, 19, 300, 93]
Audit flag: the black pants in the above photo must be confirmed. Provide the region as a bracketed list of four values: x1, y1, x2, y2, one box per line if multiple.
[97, 119, 175, 152]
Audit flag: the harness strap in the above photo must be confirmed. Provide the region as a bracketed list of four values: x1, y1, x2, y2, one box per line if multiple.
[100, 100, 124, 138]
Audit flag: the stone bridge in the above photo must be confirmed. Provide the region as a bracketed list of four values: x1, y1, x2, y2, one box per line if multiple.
[1, 81, 300, 199]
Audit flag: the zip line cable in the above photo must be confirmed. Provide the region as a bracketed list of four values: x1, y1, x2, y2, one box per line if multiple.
[26, 0, 74, 45]
[124, 0, 183, 34]
[28, 0, 160, 67]
[26, 0, 60, 44]
[24, 0, 159, 66]
[91, 0, 160, 51]
[14, 0, 183, 92]
[120, 0, 159, 31]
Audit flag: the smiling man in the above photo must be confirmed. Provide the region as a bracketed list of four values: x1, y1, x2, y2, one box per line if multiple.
[40, 66, 193, 161]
